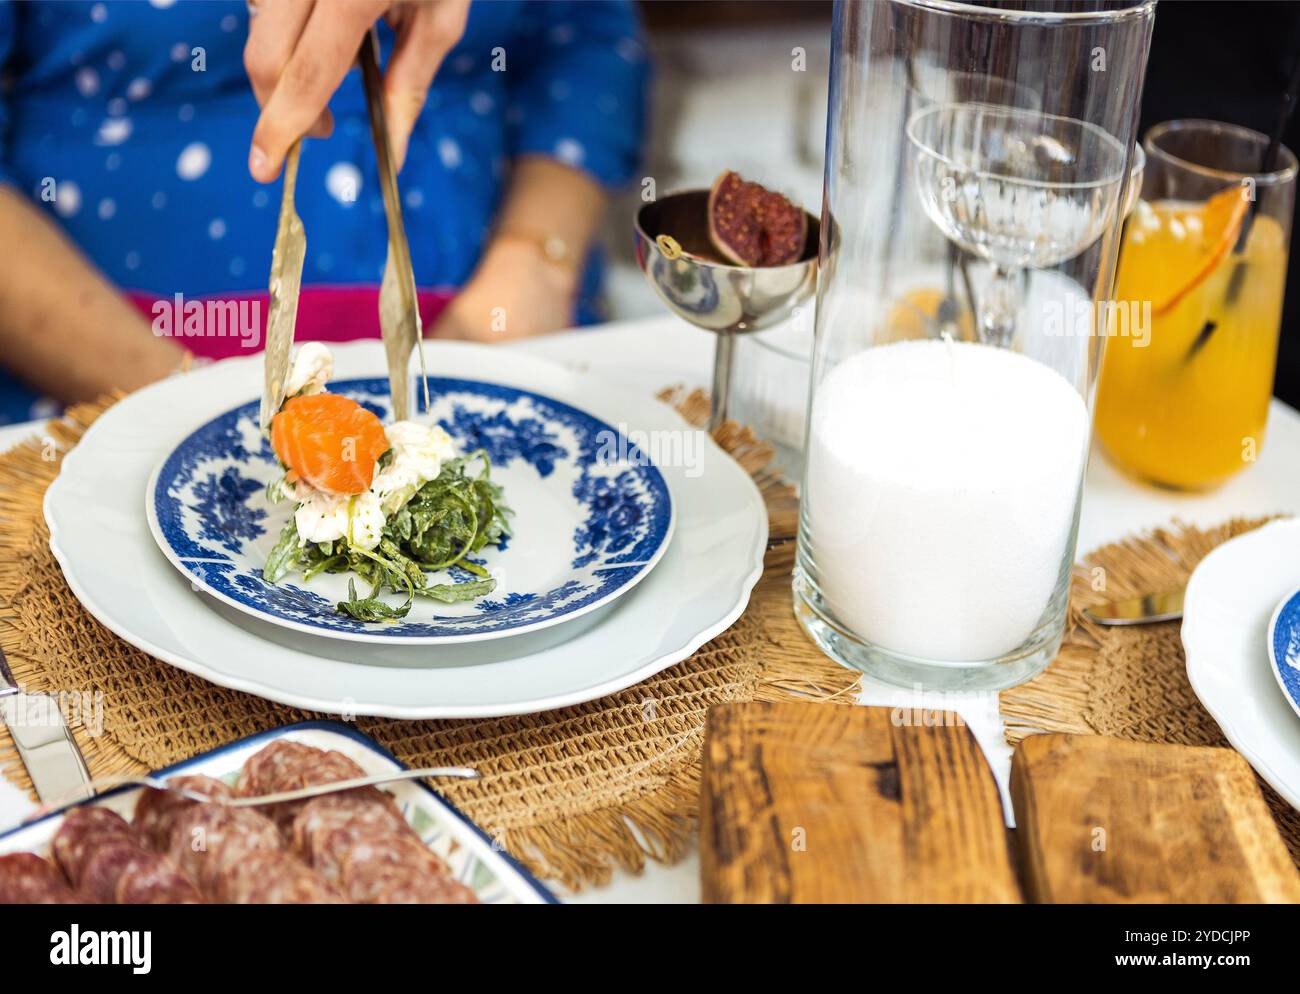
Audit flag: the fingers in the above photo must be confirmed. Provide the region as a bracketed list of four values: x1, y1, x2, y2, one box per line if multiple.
[243, 0, 313, 108]
[249, 0, 387, 182]
[384, 0, 470, 170]
[244, 0, 332, 142]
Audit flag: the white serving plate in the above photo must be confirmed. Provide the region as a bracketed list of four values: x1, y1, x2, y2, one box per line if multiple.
[0, 721, 556, 904]
[44, 341, 767, 718]
[1183, 517, 1300, 810]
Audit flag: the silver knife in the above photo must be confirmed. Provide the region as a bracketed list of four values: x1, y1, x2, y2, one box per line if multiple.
[0, 645, 92, 804]
[259, 139, 306, 430]
[359, 27, 428, 422]
[1082, 587, 1185, 626]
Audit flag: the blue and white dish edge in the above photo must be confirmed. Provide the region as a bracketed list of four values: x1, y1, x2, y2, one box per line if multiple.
[1267, 585, 1300, 721]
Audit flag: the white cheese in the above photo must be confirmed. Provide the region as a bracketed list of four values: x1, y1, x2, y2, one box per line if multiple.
[294, 489, 385, 551]
[370, 420, 457, 515]
[285, 341, 334, 397]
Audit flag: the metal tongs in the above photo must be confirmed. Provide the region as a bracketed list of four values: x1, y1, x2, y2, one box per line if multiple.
[260, 26, 428, 429]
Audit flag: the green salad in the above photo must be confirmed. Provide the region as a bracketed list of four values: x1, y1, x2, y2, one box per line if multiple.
[263, 449, 513, 621]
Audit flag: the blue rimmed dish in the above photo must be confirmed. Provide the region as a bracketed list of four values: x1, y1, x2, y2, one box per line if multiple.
[0, 720, 557, 904]
[1268, 586, 1300, 721]
[146, 376, 674, 644]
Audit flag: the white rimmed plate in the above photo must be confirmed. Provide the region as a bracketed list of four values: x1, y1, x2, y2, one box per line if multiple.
[146, 375, 673, 644]
[1183, 517, 1300, 810]
[44, 341, 767, 718]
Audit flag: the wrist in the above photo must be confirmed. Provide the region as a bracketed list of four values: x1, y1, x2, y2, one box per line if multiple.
[487, 229, 583, 294]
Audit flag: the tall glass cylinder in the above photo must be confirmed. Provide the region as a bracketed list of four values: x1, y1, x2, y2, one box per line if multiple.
[795, 0, 1156, 691]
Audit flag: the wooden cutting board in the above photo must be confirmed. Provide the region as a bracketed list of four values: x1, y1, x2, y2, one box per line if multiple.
[1011, 733, 1300, 903]
[699, 701, 1021, 903]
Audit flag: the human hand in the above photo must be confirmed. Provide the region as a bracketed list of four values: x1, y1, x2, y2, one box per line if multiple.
[243, 0, 471, 182]
[432, 237, 580, 343]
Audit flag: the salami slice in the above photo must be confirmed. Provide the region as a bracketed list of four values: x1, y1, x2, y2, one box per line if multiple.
[337, 832, 477, 904]
[235, 740, 321, 797]
[237, 742, 368, 834]
[166, 803, 283, 896]
[291, 789, 411, 877]
[113, 854, 204, 904]
[132, 775, 233, 852]
[51, 806, 135, 887]
[76, 836, 146, 902]
[0, 852, 81, 904]
[216, 849, 342, 904]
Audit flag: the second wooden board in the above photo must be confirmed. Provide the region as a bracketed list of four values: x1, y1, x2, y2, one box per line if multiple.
[1011, 733, 1300, 903]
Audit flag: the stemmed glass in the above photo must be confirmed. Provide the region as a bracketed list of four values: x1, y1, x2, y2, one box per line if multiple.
[908, 102, 1128, 346]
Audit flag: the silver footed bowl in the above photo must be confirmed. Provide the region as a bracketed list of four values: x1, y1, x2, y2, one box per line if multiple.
[634, 190, 819, 333]
[633, 189, 819, 428]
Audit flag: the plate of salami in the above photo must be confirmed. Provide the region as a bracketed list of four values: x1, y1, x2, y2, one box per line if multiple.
[0, 721, 556, 904]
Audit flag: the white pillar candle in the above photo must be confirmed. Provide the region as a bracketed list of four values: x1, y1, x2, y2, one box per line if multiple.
[805, 339, 1089, 662]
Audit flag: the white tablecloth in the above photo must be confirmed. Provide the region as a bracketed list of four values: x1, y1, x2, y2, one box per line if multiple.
[4, 314, 1300, 903]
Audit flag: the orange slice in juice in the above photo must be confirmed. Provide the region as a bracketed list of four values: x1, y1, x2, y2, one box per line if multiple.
[1149, 186, 1249, 317]
[271, 393, 390, 496]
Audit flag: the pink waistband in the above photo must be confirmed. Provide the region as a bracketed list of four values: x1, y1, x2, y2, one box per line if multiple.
[127, 286, 455, 361]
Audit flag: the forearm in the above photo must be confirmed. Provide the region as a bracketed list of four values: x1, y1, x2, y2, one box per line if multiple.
[489, 155, 609, 287]
[434, 157, 609, 342]
[0, 187, 185, 403]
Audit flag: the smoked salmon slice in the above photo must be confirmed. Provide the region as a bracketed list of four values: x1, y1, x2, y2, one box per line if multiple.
[270, 394, 390, 496]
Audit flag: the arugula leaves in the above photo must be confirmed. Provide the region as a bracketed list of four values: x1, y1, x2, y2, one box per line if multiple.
[263, 521, 302, 584]
[262, 449, 511, 622]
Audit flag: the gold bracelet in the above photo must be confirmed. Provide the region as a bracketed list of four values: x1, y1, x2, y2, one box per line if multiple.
[494, 228, 576, 270]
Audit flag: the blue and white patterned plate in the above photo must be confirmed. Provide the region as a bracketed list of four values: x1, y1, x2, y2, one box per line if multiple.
[1268, 586, 1300, 721]
[146, 376, 674, 644]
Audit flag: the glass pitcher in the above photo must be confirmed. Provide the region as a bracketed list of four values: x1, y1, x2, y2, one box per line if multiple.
[794, 0, 1156, 692]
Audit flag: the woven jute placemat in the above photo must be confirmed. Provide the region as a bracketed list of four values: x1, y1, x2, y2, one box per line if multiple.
[1001, 515, 1300, 866]
[0, 389, 858, 892]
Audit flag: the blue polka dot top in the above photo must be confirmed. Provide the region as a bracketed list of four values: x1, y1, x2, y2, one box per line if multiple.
[0, 0, 650, 424]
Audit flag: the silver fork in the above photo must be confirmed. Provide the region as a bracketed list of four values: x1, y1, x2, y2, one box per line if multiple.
[28, 765, 479, 819]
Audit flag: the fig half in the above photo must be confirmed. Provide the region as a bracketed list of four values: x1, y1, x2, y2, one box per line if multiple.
[706, 170, 808, 267]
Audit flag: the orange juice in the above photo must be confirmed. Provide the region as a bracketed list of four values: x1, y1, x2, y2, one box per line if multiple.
[1094, 196, 1286, 489]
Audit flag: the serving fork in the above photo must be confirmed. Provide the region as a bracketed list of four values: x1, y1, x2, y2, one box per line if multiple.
[29, 764, 480, 820]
